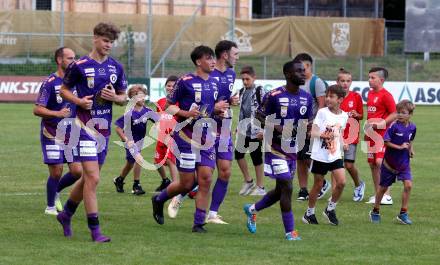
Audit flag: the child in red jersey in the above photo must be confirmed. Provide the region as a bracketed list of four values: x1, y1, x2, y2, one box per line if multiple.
[364, 67, 397, 205]
[337, 68, 365, 202]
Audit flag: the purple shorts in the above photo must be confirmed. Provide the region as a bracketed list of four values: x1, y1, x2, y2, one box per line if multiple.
[264, 152, 296, 180]
[214, 134, 233, 161]
[173, 132, 216, 173]
[72, 130, 109, 165]
[380, 163, 412, 187]
[40, 133, 80, 164]
[125, 142, 142, 164]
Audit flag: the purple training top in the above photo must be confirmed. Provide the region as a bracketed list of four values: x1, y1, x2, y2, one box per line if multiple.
[35, 73, 76, 139]
[63, 55, 127, 137]
[383, 121, 417, 172]
[167, 73, 219, 144]
[258, 86, 313, 160]
[114, 106, 158, 143]
[210, 68, 236, 131]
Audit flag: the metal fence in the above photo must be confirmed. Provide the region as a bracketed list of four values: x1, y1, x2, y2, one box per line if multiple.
[1, 30, 439, 82]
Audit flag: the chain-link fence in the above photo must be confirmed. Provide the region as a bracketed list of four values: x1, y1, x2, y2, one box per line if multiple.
[1, 30, 439, 82]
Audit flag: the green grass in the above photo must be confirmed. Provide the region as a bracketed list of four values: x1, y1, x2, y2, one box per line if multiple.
[0, 103, 439, 265]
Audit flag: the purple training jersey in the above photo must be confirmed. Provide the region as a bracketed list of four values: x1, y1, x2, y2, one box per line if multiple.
[35, 73, 76, 140]
[210, 68, 236, 127]
[63, 55, 127, 138]
[167, 73, 219, 145]
[383, 121, 416, 172]
[115, 106, 158, 143]
[259, 86, 313, 160]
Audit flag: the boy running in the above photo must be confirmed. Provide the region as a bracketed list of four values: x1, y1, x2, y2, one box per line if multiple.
[302, 85, 348, 226]
[370, 100, 416, 225]
[243, 59, 312, 241]
[113, 85, 156, 195]
[58, 22, 127, 242]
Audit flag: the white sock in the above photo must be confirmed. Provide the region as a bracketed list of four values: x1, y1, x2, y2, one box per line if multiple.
[55, 192, 60, 200]
[208, 210, 217, 218]
[327, 201, 337, 211]
[249, 204, 257, 214]
[306, 207, 315, 216]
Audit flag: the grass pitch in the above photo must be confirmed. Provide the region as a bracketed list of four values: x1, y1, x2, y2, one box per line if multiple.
[0, 103, 439, 265]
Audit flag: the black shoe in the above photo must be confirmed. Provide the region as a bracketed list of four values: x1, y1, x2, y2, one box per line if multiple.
[132, 184, 146, 195]
[297, 188, 309, 201]
[323, 208, 339, 225]
[113, 177, 125, 193]
[192, 224, 207, 233]
[151, 195, 164, 225]
[302, 213, 319, 224]
[155, 178, 171, 192]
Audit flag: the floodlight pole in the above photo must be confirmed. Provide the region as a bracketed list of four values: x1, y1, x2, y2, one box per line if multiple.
[60, 0, 65, 47]
[145, 0, 153, 78]
[230, 0, 236, 41]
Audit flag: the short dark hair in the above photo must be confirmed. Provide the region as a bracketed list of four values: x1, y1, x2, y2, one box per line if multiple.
[93, 22, 121, 41]
[165, 75, 179, 85]
[215, 40, 237, 59]
[396, 99, 415, 114]
[326, 84, 346, 99]
[293, 53, 313, 64]
[283, 58, 302, 75]
[240, 65, 256, 76]
[54, 47, 65, 65]
[369, 67, 388, 79]
[190, 45, 215, 65]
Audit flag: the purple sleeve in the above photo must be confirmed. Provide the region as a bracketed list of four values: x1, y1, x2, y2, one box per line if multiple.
[410, 126, 417, 141]
[63, 62, 81, 89]
[167, 78, 182, 104]
[383, 124, 394, 142]
[259, 92, 274, 116]
[114, 115, 125, 129]
[115, 64, 128, 93]
[35, 79, 52, 107]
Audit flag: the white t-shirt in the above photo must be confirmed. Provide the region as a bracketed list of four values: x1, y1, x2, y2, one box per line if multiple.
[311, 107, 348, 163]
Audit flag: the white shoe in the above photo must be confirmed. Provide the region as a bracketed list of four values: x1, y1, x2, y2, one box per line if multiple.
[239, 181, 256, 196]
[353, 181, 366, 202]
[167, 196, 183, 218]
[249, 186, 267, 196]
[365, 195, 376, 204]
[44, 206, 58, 216]
[381, 194, 393, 205]
[206, 214, 228, 224]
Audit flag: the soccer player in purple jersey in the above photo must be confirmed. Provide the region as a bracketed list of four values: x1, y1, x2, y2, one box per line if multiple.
[370, 100, 416, 225]
[151, 45, 227, 233]
[206, 40, 240, 224]
[57, 22, 128, 243]
[243, 59, 313, 241]
[113, 85, 158, 195]
[33, 47, 82, 216]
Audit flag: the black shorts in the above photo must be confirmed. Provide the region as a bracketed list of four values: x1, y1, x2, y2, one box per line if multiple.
[311, 159, 344, 176]
[234, 136, 263, 166]
[297, 138, 311, 160]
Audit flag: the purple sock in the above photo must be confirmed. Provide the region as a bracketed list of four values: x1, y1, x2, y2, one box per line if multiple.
[156, 189, 170, 203]
[209, 178, 229, 212]
[87, 213, 110, 242]
[255, 192, 279, 211]
[56, 172, 78, 193]
[46, 176, 59, 207]
[194, 208, 206, 226]
[63, 199, 79, 217]
[281, 211, 294, 233]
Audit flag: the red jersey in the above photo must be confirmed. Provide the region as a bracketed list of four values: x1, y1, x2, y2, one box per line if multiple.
[340, 91, 363, 144]
[156, 97, 177, 143]
[366, 88, 396, 137]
